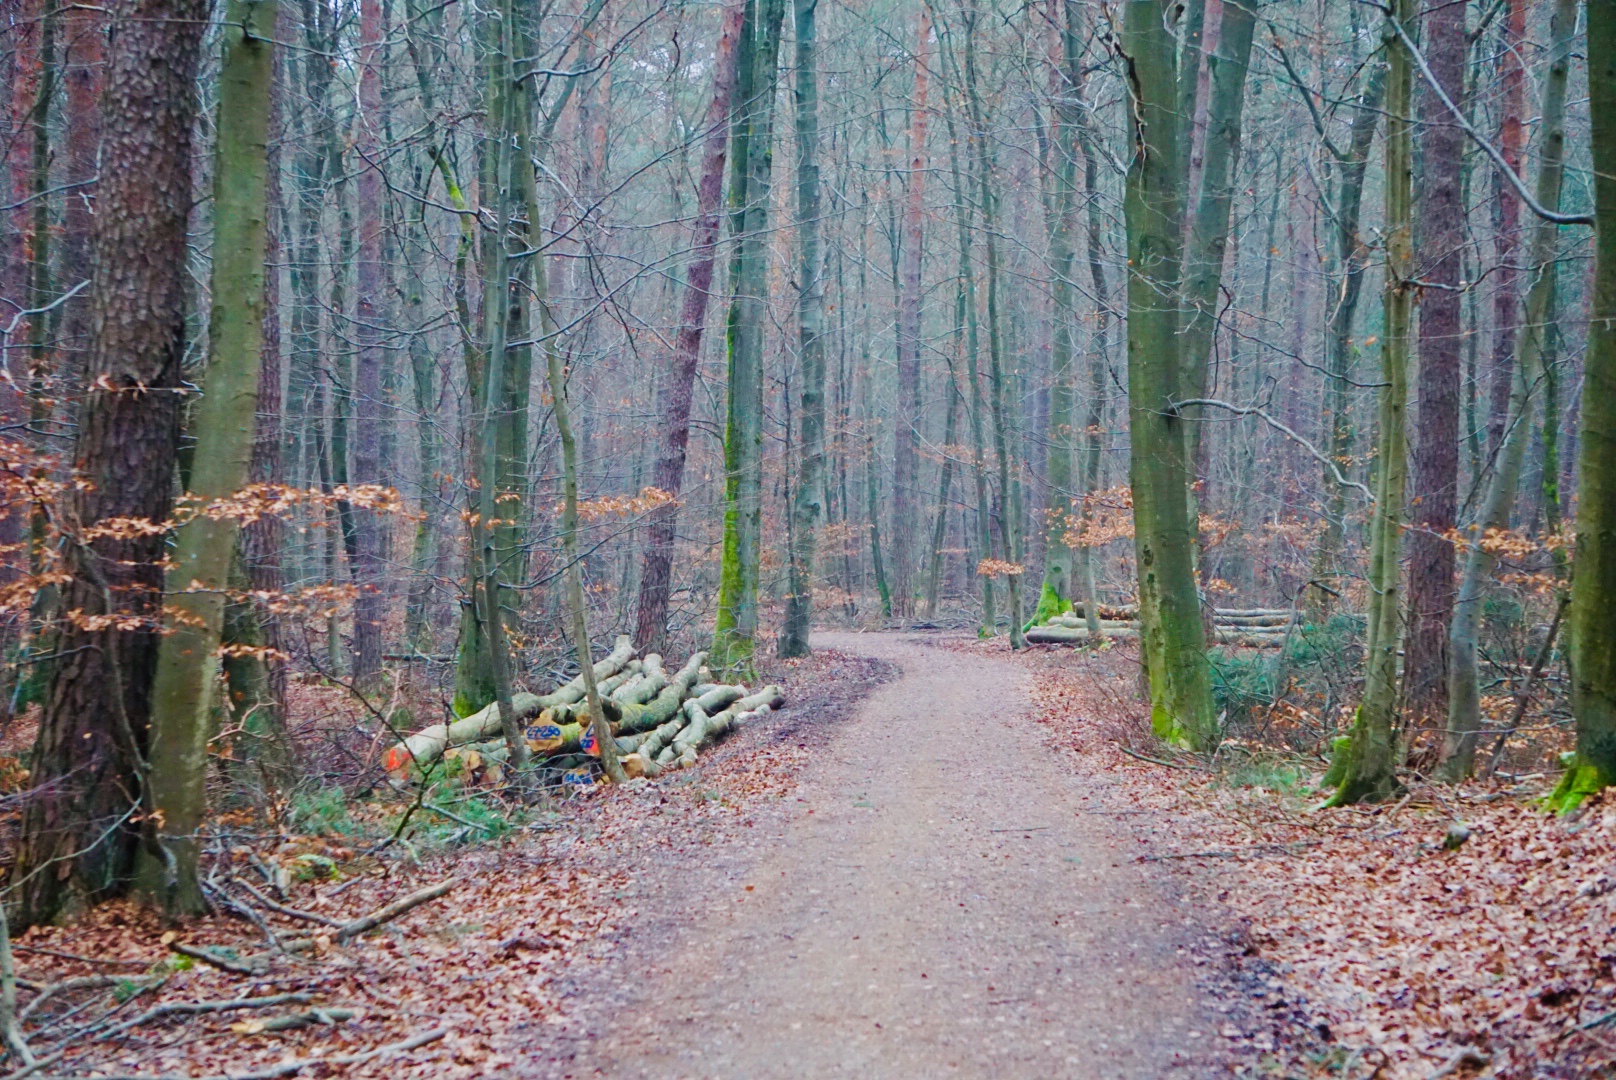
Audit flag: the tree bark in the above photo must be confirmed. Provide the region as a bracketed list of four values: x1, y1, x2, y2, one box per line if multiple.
[713, 0, 787, 676]
[888, 9, 931, 618]
[14, 0, 208, 927]
[1306, 59, 1386, 621]
[1442, 0, 1575, 782]
[348, 0, 388, 692]
[780, 0, 825, 657]
[138, 0, 278, 915]
[1328, 0, 1415, 807]
[1120, 0, 1214, 746]
[633, 0, 745, 654]
[1557, 0, 1616, 811]
[1401, 0, 1468, 738]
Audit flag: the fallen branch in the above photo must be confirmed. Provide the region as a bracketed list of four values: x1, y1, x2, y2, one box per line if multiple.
[167, 942, 264, 978]
[333, 879, 455, 944]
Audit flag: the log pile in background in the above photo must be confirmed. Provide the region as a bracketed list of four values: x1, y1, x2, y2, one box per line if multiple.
[1025, 604, 1296, 649]
[384, 636, 784, 784]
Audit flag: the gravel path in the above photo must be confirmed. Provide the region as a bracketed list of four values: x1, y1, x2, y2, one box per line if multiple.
[548, 633, 1226, 1078]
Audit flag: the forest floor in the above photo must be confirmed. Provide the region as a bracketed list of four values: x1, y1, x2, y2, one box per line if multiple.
[4, 632, 1611, 1079]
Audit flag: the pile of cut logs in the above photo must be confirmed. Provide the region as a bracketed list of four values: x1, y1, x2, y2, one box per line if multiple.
[1025, 604, 1295, 648]
[385, 636, 782, 786]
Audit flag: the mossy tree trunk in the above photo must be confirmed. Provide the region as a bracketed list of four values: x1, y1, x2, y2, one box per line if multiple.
[780, 0, 825, 657]
[1556, 0, 1616, 812]
[138, 0, 278, 915]
[1327, 0, 1415, 806]
[713, 0, 786, 677]
[1119, 0, 1214, 746]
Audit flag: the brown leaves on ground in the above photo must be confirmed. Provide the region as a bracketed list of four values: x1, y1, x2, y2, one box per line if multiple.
[1009, 640, 1616, 1080]
[4, 648, 887, 1079]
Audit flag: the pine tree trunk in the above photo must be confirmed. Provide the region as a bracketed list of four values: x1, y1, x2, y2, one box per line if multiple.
[780, 0, 825, 657]
[1033, 3, 1083, 628]
[1556, 0, 1616, 811]
[138, 0, 278, 914]
[1178, 0, 1256, 466]
[14, 0, 207, 927]
[1401, 0, 1468, 740]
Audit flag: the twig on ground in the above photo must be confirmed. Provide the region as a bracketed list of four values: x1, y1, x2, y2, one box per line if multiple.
[228, 878, 342, 928]
[32, 1024, 449, 1080]
[1137, 840, 1322, 862]
[1117, 745, 1202, 771]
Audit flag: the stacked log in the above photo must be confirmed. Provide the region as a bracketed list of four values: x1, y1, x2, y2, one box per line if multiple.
[1026, 607, 1296, 649]
[385, 638, 782, 783]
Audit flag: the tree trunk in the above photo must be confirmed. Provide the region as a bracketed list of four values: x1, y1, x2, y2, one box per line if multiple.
[1306, 59, 1386, 621]
[939, 61, 994, 636]
[138, 0, 278, 915]
[1033, 1, 1083, 627]
[1556, 0, 1616, 811]
[964, 9, 1024, 650]
[1178, 0, 1256, 469]
[347, 0, 388, 692]
[712, 0, 786, 676]
[633, 0, 745, 654]
[1484, 0, 1526, 461]
[1442, 0, 1575, 782]
[1120, 0, 1214, 746]
[14, 0, 208, 927]
[1328, 0, 1414, 807]
[1401, 0, 1468, 740]
[780, 0, 825, 657]
[888, 9, 931, 619]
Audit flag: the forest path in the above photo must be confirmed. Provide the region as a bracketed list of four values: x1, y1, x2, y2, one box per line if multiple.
[548, 633, 1222, 1078]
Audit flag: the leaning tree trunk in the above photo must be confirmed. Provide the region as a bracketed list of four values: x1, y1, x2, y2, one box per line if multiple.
[13, 0, 208, 928]
[138, 0, 279, 916]
[1442, 0, 1575, 782]
[633, 0, 745, 654]
[1120, 0, 1214, 746]
[1557, 0, 1616, 812]
[779, 0, 825, 657]
[1328, 0, 1415, 807]
[712, 0, 786, 677]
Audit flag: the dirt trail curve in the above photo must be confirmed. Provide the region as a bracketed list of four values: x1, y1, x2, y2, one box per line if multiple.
[543, 633, 1228, 1079]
